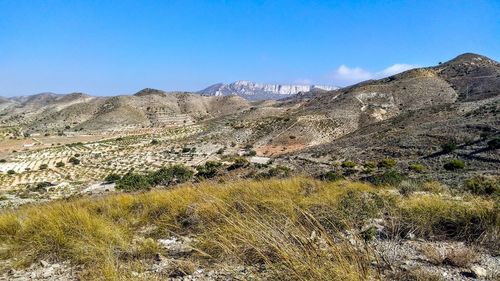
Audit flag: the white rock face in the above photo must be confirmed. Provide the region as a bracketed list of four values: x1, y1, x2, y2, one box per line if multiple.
[198, 80, 338, 100]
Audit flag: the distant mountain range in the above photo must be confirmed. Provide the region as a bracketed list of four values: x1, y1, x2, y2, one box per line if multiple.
[197, 81, 338, 100]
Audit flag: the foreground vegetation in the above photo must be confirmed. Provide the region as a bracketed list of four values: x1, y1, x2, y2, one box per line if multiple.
[0, 177, 498, 280]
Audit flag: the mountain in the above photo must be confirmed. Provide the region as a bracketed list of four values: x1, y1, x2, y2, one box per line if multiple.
[197, 80, 338, 100]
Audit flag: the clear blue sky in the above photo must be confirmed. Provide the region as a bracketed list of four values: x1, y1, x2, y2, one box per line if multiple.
[1, 0, 499, 96]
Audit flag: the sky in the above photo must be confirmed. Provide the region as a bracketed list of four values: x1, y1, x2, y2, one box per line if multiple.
[0, 0, 499, 96]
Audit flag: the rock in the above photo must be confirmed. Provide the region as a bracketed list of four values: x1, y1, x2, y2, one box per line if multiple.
[40, 260, 49, 267]
[470, 265, 487, 278]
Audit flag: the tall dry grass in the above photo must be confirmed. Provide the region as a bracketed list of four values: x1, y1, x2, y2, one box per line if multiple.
[0, 177, 497, 280]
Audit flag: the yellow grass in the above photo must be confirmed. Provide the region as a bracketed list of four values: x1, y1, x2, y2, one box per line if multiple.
[0, 177, 497, 280]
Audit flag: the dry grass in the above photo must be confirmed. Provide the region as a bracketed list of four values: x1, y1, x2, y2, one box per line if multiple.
[420, 244, 479, 267]
[0, 177, 497, 280]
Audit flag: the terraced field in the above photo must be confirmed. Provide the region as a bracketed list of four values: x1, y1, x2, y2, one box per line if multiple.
[0, 125, 223, 190]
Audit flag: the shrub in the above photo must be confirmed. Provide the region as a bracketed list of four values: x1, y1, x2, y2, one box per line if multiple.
[378, 158, 396, 168]
[104, 173, 121, 183]
[0, 159, 6, 163]
[487, 138, 500, 149]
[55, 161, 65, 168]
[69, 157, 81, 165]
[341, 161, 356, 168]
[409, 163, 426, 172]
[371, 170, 403, 186]
[441, 140, 457, 153]
[39, 164, 48, 170]
[228, 157, 249, 170]
[182, 147, 191, 153]
[116, 173, 151, 191]
[443, 159, 464, 171]
[150, 139, 159, 145]
[196, 161, 223, 179]
[247, 150, 257, 156]
[7, 170, 15, 175]
[149, 165, 193, 186]
[216, 148, 225, 155]
[465, 176, 499, 196]
[319, 171, 345, 182]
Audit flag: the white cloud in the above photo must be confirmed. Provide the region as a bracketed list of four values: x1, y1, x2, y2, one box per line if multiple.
[328, 63, 418, 86]
[377, 64, 417, 77]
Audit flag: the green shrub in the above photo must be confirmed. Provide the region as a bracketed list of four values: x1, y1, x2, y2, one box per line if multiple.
[371, 170, 404, 186]
[444, 159, 464, 171]
[319, 171, 345, 182]
[150, 139, 159, 145]
[341, 161, 356, 168]
[465, 176, 499, 196]
[39, 164, 48, 170]
[104, 173, 121, 183]
[409, 163, 426, 173]
[0, 159, 6, 163]
[247, 150, 257, 156]
[378, 158, 396, 168]
[441, 141, 457, 153]
[55, 161, 65, 168]
[116, 173, 151, 191]
[196, 161, 223, 179]
[149, 165, 193, 186]
[228, 157, 249, 170]
[7, 170, 15, 175]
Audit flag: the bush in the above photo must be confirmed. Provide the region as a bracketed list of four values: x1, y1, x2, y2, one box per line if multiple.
[378, 158, 396, 168]
[216, 148, 225, 155]
[465, 176, 499, 196]
[409, 163, 426, 173]
[7, 170, 15, 175]
[371, 170, 404, 186]
[69, 157, 81, 165]
[149, 165, 193, 186]
[196, 161, 223, 179]
[341, 161, 356, 168]
[247, 150, 257, 156]
[55, 161, 65, 168]
[228, 157, 249, 170]
[319, 171, 345, 182]
[150, 139, 159, 145]
[39, 164, 48, 170]
[0, 159, 6, 163]
[441, 141, 457, 153]
[104, 173, 121, 183]
[443, 159, 464, 171]
[116, 173, 151, 191]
